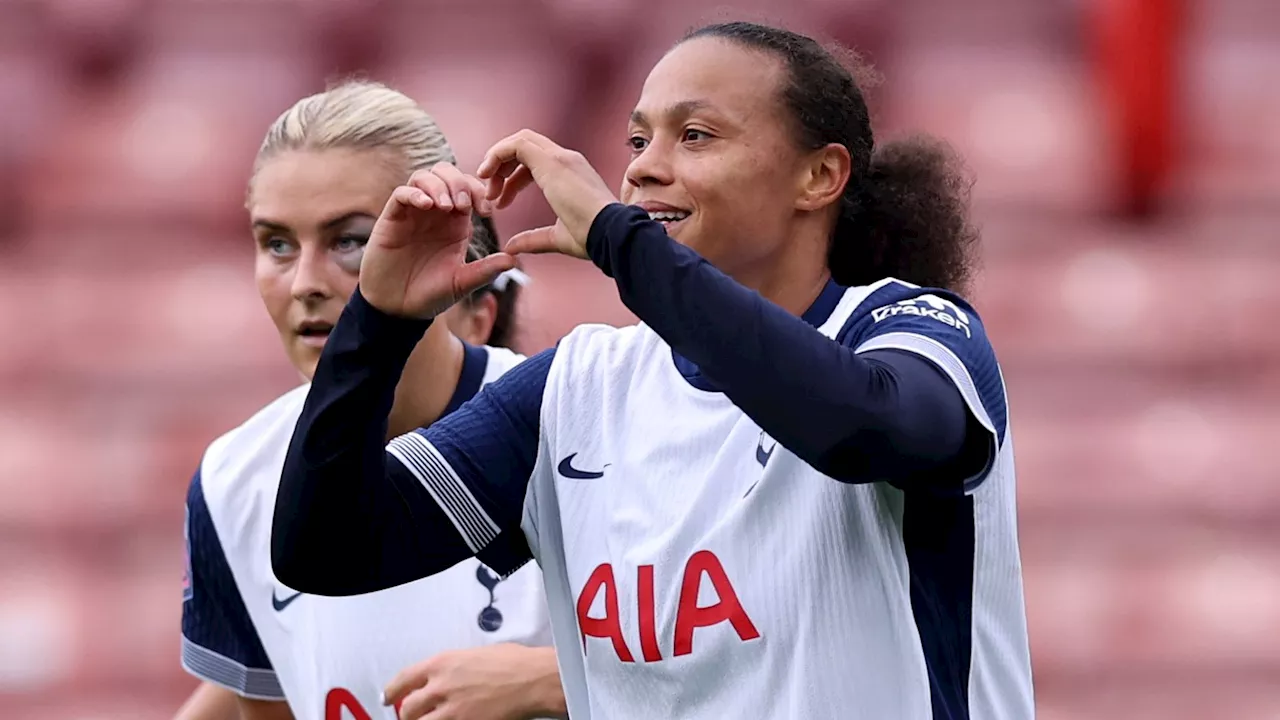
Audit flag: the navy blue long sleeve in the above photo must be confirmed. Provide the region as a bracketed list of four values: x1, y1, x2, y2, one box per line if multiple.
[272, 290, 548, 595]
[585, 203, 999, 489]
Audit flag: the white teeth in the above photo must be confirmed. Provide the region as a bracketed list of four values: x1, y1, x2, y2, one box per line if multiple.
[648, 211, 690, 222]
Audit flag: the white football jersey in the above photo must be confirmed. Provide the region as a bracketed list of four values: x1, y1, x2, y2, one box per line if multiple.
[516, 279, 1032, 719]
[181, 345, 552, 719]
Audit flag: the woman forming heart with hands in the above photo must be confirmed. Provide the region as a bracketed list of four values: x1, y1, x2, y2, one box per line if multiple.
[358, 130, 617, 321]
[277, 22, 1026, 720]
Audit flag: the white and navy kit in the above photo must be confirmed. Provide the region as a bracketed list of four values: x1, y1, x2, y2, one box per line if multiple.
[181, 344, 553, 720]
[274, 204, 1035, 719]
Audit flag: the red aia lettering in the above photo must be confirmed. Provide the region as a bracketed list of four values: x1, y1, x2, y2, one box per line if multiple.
[674, 550, 761, 656]
[576, 550, 759, 662]
[575, 563, 634, 661]
[636, 564, 661, 662]
[325, 687, 403, 720]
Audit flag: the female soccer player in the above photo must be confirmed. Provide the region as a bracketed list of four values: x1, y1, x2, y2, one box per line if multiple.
[176, 81, 565, 720]
[275, 23, 1034, 720]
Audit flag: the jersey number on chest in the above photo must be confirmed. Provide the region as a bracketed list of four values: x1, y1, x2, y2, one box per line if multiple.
[576, 550, 761, 663]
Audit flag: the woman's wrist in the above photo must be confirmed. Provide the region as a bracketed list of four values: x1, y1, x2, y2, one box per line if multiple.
[584, 202, 632, 277]
[518, 646, 568, 719]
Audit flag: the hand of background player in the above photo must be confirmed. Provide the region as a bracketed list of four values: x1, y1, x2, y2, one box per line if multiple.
[359, 163, 516, 320]
[383, 643, 566, 720]
[476, 129, 618, 260]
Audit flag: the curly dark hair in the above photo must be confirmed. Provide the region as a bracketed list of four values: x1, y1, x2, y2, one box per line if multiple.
[463, 214, 519, 349]
[683, 22, 980, 293]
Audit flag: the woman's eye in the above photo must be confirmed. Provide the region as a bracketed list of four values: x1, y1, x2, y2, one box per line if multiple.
[335, 235, 368, 253]
[264, 237, 293, 256]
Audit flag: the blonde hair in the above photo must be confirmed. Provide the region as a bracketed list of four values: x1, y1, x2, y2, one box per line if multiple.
[247, 79, 525, 332]
[250, 79, 456, 196]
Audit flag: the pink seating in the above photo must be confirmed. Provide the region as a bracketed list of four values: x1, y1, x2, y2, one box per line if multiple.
[377, 5, 576, 235]
[36, 0, 152, 78]
[884, 50, 1108, 214]
[0, 252, 298, 533]
[1011, 390, 1280, 520]
[1177, 0, 1280, 205]
[74, 547, 187, 688]
[0, 4, 67, 210]
[0, 544, 187, 692]
[0, 249, 285, 380]
[544, 0, 643, 43]
[509, 255, 637, 354]
[1036, 688, 1280, 720]
[0, 695, 189, 720]
[975, 229, 1280, 367]
[1025, 543, 1280, 672]
[0, 392, 264, 533]
[22, 45, 317, 230]
[141, 0, 318, 52]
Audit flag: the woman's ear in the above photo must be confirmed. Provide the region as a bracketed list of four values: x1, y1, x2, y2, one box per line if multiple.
[441, 292, 499, 346]
[794, 142, 852, 212]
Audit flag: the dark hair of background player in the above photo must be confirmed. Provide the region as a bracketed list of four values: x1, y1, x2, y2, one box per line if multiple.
[464, 214, 520, 350]
[683, 22, 981, 293]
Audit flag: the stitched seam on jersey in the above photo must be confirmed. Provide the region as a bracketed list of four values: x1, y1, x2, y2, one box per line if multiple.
[181, 637, 284, 700]
[995, 364, 1012, 440]
[855, 332, 995, 434]
[387, 433, 500, 552]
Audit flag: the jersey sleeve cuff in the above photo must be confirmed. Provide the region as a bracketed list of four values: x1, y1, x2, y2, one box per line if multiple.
[181, 636, 285, 701]
[856, 331, 999, 491]
[476, 530, 534, 578]
[386, 430, 503, 553]
[584, 203, 635, 278]
[348, 286, 434, 354]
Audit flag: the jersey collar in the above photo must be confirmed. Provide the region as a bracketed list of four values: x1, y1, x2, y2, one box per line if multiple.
[442, 343, 490, 417]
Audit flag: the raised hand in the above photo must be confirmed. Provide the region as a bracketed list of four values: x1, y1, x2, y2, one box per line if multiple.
[360, 163, 515, 320]
[476, 130, 618, 260]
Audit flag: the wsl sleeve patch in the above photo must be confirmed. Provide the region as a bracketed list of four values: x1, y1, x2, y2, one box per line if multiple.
[182, 505, 194, 603]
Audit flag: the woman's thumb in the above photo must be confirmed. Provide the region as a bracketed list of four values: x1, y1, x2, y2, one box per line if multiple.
[453, 252, 517, 297]
[504, 226, 563, 256]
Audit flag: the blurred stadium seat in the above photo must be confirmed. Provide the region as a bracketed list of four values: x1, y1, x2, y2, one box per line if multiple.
[1178, 0, 1280, 207]
[886, 0, 1111, 214]
[378, 1, 577, 234]
[976, 222, 1280, 368]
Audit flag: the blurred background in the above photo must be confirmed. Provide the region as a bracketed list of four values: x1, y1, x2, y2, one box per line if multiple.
[0, 0, 1277, 717]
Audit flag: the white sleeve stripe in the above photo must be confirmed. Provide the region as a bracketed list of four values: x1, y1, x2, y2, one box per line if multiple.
[855, 331, 997, 437]
[387, 432, 500, 552]
[180, 637, 284, 701]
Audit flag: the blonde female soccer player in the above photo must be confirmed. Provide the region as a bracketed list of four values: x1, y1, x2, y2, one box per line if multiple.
[177, 81, 564, 720]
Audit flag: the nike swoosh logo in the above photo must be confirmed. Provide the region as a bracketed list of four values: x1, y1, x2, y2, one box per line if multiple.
[558, 453, 606, 479]
[272, 590, 302, 611]
[756, 441, 775, 468]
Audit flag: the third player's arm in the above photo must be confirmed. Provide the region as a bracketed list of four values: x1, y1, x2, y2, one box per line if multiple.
[173, 683, 242, 720]
[237, 698, 295, 720]
[272, 289, 547, 597]
[386, 645, 568, 720]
